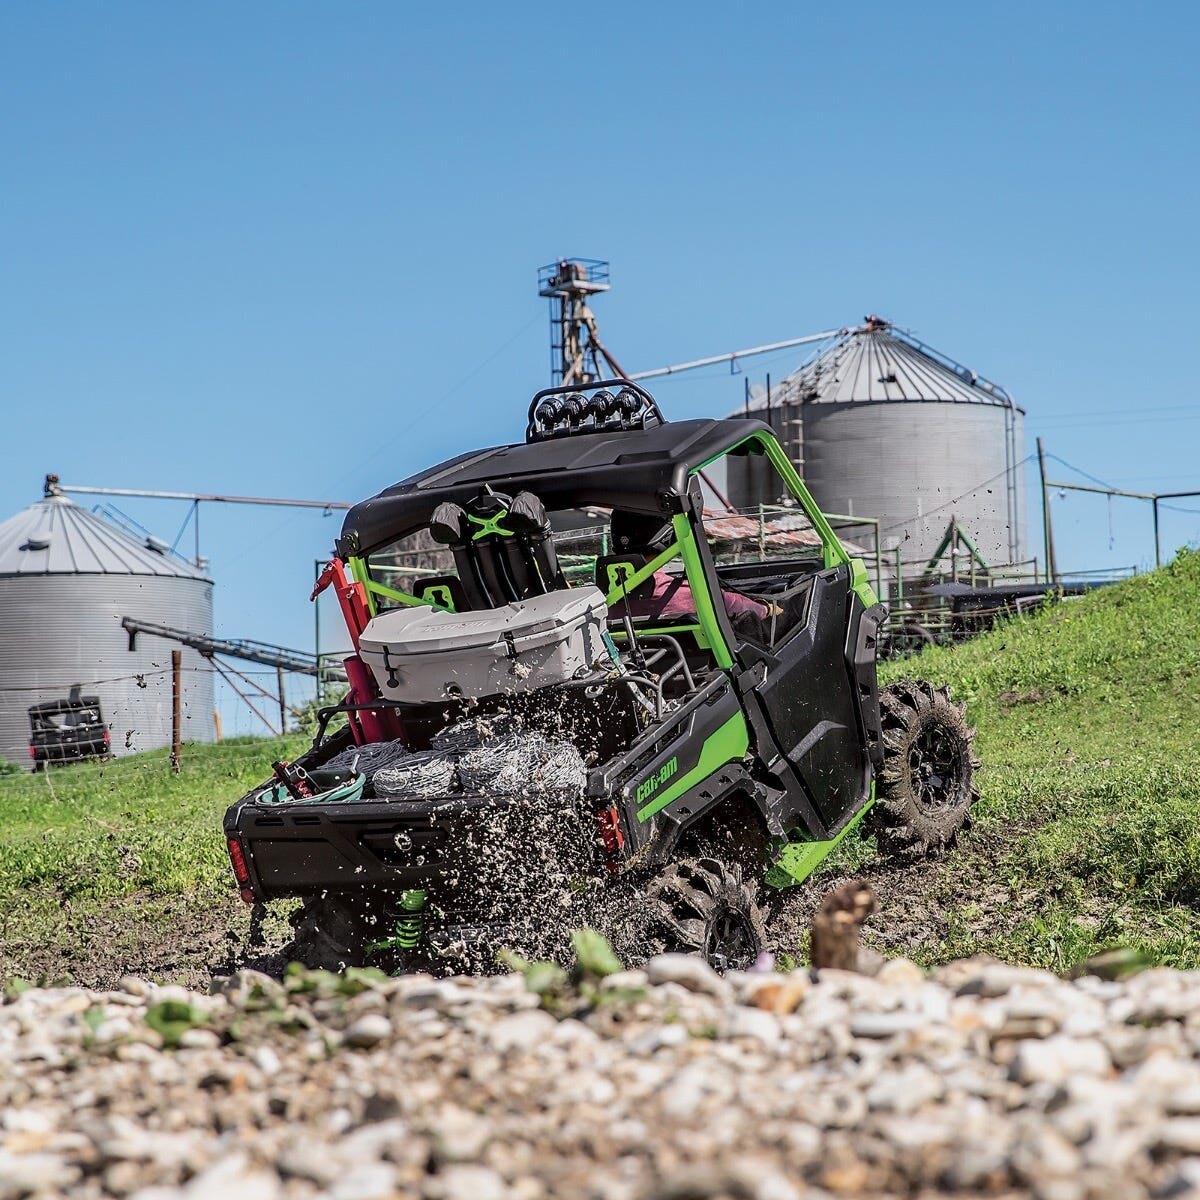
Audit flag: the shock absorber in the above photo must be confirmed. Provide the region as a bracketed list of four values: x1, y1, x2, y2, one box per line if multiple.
[392, 889, 427, 950]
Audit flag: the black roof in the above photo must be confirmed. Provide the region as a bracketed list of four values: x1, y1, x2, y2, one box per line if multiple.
[341, 417, 772, 556]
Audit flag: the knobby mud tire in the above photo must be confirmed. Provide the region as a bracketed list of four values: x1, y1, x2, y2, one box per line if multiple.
[645, 856, 768, 973]
[872, 679, 980, 860]
[285, 894, 371, 971]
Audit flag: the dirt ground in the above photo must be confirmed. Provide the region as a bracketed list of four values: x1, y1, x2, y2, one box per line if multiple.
[0, 891, 297, 991]
[0, 821, 1035, 991]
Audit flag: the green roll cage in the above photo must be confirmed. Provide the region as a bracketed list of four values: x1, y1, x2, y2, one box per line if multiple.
[345, 431, 877, 671]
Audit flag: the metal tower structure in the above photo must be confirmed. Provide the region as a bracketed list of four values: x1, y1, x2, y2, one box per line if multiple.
[538, 259, 628, 385]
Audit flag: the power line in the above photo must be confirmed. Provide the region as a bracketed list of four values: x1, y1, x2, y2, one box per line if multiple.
[1047, 454, 1121, 492]
[877, 455, 1036, 536]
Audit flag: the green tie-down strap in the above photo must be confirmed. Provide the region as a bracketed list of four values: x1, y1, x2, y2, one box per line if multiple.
[257, 774, 366, 807]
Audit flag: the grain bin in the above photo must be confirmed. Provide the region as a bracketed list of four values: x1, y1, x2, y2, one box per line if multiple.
[726, 317, 1026, 569]
[0, 484, 215, 768]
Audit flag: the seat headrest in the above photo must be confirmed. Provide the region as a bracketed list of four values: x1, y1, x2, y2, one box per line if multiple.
[596, 553, 655, 600]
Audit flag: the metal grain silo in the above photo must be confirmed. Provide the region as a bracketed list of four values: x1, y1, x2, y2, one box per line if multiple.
[0, 485, 215, 768]
[727, 317, 1026, 569]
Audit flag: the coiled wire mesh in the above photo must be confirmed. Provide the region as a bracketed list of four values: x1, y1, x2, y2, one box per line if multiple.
[324, 715, 586, 803]
[457, 732, 586, 798]
[325, 738, 411, 777]
[373, 750, 459, 799]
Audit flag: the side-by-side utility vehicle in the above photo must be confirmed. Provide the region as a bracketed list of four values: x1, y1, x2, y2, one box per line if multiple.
[223, 381, 978, 970]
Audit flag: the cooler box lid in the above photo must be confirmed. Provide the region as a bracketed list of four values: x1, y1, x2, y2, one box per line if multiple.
[359, 586, 607, 658]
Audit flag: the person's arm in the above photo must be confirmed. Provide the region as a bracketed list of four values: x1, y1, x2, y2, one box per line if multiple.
[719, 587, 775, 620]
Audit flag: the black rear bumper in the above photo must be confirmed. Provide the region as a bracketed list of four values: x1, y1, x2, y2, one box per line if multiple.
[224, 792, 517, 900]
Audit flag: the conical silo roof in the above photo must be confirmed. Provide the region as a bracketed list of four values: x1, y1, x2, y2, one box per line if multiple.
[0, 493, 210, 580]
[761, 317, 1019, 411]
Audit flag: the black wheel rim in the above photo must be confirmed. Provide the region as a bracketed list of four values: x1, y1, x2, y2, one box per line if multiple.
[908, 723, 965, 813]
[703, 905, 760, 972]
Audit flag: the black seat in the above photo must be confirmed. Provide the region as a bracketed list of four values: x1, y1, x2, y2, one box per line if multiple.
[595, 553, 654, 601]
[429, 489, 565, 610]
[413, 575, 468, 613]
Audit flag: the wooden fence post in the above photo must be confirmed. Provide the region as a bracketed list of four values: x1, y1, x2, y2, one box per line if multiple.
[171, 650, 182, 774]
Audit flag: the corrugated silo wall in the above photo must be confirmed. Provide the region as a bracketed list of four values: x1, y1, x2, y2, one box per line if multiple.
[0, 575, 215, 768]
[725, 403, 1025, 568]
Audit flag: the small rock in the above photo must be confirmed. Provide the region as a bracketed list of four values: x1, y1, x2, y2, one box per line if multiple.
[488, 1008, 557, 1053]
[330, 1163, 397, 1200]
[1155, 1118, 1200, 1155]
[1165, 1085, 1200, 1117]
[0, 1150, 81, 1194]
[876, 957, 925, 987]
[92, 1016, 134, 1045]
[645, 954, 731, 1000]
[344, 1014, 392, 1049]
[725, 1005, 781, 1047]
[629, 1023, 689, 1054]
[434, 1106, 493, 1162]
[597, 968, 649, 992]
[1010, 1037, 1112, 1085]
[119, 976, 153, 998]
[186, 1154, 279, 1200]
[178, 1028, 220, 1050]
[743, 975, 809, 1015]
[850, 1011, 926, 1039]
[276, 1142, 339, 1187]
[253, 1045, 281, 1076]
[432, 1163, 508, 1200]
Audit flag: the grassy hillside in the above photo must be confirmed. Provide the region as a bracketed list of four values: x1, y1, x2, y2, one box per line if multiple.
[0, 735, 305, 986]
[842, 547, 1200, 970]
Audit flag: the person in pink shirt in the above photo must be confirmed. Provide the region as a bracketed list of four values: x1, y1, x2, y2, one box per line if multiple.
[607, 510, 774, 628]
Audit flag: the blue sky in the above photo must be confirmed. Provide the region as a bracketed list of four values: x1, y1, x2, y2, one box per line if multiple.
[2, 3, 1197, 734]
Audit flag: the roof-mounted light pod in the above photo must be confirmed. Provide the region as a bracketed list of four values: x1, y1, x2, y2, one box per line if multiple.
[525, 378, 666, 443]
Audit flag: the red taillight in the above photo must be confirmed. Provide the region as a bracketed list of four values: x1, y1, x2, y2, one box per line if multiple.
[27, 745, 35, 758]
[597, 804, 625, 874]
[103, 730, 110, 747]
[226, 837, 255, 904]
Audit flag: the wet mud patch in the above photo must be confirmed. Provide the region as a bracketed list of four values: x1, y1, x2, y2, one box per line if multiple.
[764, 823, 1043, 966]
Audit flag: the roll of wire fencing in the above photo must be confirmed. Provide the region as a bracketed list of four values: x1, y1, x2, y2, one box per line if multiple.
[373, 750, 459, 800]
[457, 732, 586, 798]
[324, 714, 586, 803]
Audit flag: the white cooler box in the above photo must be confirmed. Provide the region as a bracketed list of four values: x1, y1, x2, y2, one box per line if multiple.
[358, 585, 611, 704]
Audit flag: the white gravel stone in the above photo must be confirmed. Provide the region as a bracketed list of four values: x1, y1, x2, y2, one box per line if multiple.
[343, 1013, 392, 1048]
[252, 1045, 281, 1076]
[1155, 1118, 1200, 1155]
[1010, 1036, 1112, 1085]
[725, 1005, 781, 1047]
[432, 1163, 509, 1200]
[487, 1008, 557, 1053]
[6, 957, 1200, 1198]
[850, 1011, 927, 1039]
[0, 1149, 80, 1195]
[875, 957, 925, 987]
[644, 953, 731, 999]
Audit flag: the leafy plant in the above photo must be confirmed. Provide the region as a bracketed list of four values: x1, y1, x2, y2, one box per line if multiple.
[144, 999, 209, 1048]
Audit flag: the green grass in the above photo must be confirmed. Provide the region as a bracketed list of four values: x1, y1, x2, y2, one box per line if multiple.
[0, 735, 307, 984]
[0, 736, 307, 903]
[846, 547, 1200, 970]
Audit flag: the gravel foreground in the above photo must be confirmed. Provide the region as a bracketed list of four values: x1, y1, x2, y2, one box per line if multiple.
[5, 956, 1200, 1200]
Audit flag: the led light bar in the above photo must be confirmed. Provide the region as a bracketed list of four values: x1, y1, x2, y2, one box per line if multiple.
[525, 379, 666, 443]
